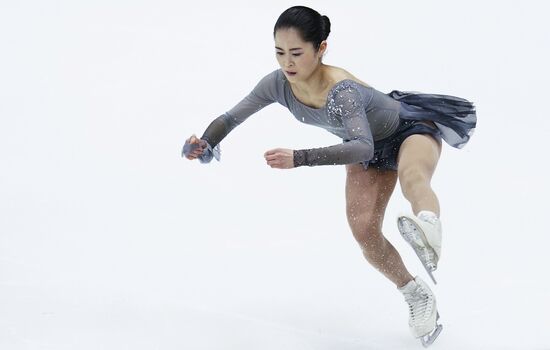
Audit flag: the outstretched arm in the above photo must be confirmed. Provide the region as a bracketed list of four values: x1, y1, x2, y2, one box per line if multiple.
[200, 87, 275, 149]
[184, 70, 281, 163]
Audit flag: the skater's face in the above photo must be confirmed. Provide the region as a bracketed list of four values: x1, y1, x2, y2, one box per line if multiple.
[274, 27, 326, 82]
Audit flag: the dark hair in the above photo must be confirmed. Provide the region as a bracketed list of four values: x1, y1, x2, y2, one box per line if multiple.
[273, 6, 331, 51]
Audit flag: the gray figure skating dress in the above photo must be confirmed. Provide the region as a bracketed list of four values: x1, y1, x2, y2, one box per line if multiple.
[191, 69, 476, 170]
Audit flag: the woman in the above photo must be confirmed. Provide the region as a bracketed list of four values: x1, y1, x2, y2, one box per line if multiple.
[182, 5, 476, 347]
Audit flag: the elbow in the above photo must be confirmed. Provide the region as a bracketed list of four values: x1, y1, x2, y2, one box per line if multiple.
[357, 140, 374, 163]
[362, 146, 374, 163]
[342, 138, 374, 165]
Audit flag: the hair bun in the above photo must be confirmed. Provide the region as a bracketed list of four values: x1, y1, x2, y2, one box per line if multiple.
[321, 15, 331, 39]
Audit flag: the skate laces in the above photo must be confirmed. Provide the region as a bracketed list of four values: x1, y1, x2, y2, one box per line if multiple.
[404, 284, 434, 325]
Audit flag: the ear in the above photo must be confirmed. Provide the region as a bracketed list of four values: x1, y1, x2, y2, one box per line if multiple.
[318, 40, 328, 57]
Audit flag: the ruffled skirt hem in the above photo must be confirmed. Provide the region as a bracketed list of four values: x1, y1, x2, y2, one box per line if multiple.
[388, 90, 477, 149]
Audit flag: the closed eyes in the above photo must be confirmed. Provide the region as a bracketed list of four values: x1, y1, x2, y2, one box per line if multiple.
[276, 52, 302, 57]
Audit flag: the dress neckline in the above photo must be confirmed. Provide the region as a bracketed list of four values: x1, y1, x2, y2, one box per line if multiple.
[286, 77, 357, 111]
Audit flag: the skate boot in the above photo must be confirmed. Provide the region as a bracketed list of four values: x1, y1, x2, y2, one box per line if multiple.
[399, 276, 443, 347]
[397, 211, 442, 284]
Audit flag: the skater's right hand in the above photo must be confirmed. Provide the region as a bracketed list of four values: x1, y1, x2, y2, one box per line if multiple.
[183, 134, 208, 160]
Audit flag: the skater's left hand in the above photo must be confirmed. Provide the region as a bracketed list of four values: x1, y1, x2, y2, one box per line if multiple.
[264, 148, 294, 169]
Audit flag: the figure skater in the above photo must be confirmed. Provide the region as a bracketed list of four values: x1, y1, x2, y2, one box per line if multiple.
[182, 5, 476, 347]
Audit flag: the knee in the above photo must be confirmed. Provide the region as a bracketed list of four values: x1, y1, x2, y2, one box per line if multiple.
[346, 212, 384, 247]
[399, 167, 430, 197]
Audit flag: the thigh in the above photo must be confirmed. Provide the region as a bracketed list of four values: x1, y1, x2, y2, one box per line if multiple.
[345, 164, 398, 230]
[397, 133, 442, 181]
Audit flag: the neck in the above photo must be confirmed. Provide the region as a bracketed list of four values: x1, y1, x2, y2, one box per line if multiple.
[291, 64, 330, 96]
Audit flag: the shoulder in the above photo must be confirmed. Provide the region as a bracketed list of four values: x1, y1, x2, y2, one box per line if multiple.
[253, 69, 287, 94]
[329, 79, 372, 105]
[251, 69, 288, 104]
[327, 79, 373, 116]
[328, 80, 364, 112]
[325, 65, 372, 89]
[256, 69, 286, 86]
[325, 66, 373, 100]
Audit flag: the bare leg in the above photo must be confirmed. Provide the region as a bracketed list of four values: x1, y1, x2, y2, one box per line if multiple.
[397, 133, 442, 216]
[345, 164, 413, 288]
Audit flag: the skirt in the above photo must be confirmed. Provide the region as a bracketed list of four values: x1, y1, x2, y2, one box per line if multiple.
[360, 90, 477, 171]
[388, 90, 477, 149]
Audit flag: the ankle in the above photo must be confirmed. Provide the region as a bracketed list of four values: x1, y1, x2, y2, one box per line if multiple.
[398, 276, 417, 291]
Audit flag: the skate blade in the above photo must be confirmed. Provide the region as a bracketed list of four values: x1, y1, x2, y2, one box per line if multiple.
[397, 217, 438, 284]
[420, 323, 443, 348]
[425, 268, 437, 285]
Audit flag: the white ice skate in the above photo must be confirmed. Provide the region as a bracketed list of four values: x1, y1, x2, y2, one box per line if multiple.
[397, 211, 442, 284]
[399, 276, 443, 347]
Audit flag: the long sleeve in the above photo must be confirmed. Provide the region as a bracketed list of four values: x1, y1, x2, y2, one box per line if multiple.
[293, 83, 374, 167]
[200, 70, 280, 148]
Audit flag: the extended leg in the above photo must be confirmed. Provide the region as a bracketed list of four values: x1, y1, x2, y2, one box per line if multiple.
[397, 133, 443, 282]
[397, 133, 442, 216]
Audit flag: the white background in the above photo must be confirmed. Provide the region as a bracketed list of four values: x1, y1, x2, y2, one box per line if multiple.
[1, 0, 549, 349]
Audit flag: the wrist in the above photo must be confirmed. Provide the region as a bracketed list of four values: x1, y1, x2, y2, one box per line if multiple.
[293, 150, 308, 167]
